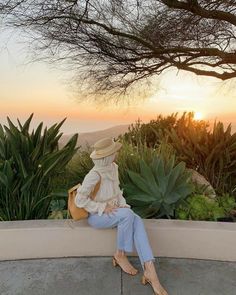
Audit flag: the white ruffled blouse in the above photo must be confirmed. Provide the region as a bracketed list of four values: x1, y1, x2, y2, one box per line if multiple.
[74, 162, 130, 216]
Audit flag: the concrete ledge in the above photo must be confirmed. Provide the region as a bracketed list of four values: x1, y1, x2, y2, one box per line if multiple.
[0, 219, 235, 261]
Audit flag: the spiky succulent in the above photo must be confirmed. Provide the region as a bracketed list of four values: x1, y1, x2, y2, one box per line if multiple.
[0, 114, 78, 220]
[124, 154, 193, 218]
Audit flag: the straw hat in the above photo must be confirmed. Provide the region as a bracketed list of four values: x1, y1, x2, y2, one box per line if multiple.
[90, 137, 122, 159]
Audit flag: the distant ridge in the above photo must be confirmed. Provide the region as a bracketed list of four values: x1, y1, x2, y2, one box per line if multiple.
[59, 124, 130, 150]
[59, 121, 236, 151]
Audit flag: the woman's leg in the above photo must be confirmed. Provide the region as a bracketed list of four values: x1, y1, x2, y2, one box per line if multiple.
[88, 208, 168, 294]
[132, 213, 169, 295]
[88, 208, 138, 274]
[88, 208, 155, 268]
[88, 208, 155, 265]
[132, 212, 155, 271]
[88, 207, 135, 252]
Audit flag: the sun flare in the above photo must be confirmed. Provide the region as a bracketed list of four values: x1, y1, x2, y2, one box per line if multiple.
[194, 112, 204, 120]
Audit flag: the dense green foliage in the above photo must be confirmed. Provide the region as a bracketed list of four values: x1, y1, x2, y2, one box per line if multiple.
[50, 149, 94, 193]
[52, 132, 235, 221]
[116, 140, 158, 188]
[0, 111, 228, 222]
[0, 114, 78, 220]
[168, 115, 236, 195]
[120, 112, 236, 195]
[176, 194, 236, 221]
[1, 112, 235, 222]
[120, 114, 178, 148]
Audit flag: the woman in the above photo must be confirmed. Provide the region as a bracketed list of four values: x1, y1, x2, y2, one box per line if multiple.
[75, 137, 169, 295]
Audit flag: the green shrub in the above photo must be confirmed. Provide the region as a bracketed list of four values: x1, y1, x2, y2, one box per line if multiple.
[216, 194, 236, 217]
[168, 114, 236, 195]
[50, 148, 94, 193]
[117, 139, 176, 186]
[0, 114, 78, 221]
[176, 195, 225, 221]
[68, 149, 94, 183]
[120, 114, 178, 148]
[51, 147, 94, 192]
[47, 199, 68, 219]
[117, 140, 157, 187]
[120, 112, 236, 195]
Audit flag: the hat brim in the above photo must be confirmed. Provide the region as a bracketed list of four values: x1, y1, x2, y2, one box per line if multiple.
[90, 142, 122, 159]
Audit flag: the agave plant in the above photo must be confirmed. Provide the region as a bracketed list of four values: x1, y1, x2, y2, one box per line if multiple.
[123, 154, 194, 218]
[116, 140, 157, 187]
[0, 114, 78, 221]
[121, 112, 236, 195]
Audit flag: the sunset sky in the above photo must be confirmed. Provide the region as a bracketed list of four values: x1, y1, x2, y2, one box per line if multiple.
[1, 29, 236, 135]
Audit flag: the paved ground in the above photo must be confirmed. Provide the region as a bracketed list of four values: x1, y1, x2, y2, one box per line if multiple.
[0, 256, 235, 295]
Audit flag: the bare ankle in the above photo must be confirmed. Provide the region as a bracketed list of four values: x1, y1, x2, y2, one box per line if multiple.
[115, 250, 125, 258]
[144, 260, 154, 270]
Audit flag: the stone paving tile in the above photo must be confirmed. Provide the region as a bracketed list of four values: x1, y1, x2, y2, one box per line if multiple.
[122, 257, 236, 295]
[0, 257, 236, 295]
[0, 257, 121, 295]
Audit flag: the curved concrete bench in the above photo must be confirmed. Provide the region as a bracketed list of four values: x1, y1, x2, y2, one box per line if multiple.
[0, 219, 235, 261]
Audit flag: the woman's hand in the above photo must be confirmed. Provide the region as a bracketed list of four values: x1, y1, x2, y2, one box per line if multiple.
[104, 203, 118, 215]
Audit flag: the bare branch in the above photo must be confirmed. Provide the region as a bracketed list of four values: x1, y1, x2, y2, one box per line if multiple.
[0, 0, 235, 100]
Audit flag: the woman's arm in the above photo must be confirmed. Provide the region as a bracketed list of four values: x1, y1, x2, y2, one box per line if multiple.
[74, 170, 106, 216]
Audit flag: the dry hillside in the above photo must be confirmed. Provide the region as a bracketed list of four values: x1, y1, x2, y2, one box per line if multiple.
[59, 124, 130, 150]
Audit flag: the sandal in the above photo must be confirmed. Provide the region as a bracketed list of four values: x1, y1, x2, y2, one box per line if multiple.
[141, 275, 169, 295]
[112, 256, 138, 276]
[141, 264, 168, 295]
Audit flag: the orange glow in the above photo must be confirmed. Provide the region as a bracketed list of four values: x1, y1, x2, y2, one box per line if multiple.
[1, 47, 236, 134]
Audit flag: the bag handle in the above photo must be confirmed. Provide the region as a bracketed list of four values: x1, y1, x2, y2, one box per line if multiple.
[90, 170, 101, 200]
[66, 170, 101, 228]
[67, 170, 101, 200]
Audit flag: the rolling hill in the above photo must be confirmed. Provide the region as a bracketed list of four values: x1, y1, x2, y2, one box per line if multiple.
[59, 124, 130, 150]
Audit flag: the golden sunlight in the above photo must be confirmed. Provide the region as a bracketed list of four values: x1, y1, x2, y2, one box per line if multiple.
[194, 112, 204, 120]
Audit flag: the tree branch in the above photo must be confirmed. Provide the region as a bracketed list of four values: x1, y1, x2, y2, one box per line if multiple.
[161, 0, 236, 26]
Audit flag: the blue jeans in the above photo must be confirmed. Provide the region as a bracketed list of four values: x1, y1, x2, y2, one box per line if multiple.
[87, 207, 155, 270]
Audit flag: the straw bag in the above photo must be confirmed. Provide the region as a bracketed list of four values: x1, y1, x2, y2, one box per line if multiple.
[67, 171, 101, 221]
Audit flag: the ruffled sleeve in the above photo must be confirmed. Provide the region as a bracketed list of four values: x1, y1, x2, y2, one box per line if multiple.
[74, 170, 106, 216]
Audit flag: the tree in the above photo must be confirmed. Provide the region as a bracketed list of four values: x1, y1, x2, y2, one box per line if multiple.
[1, 0, 236, 97]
